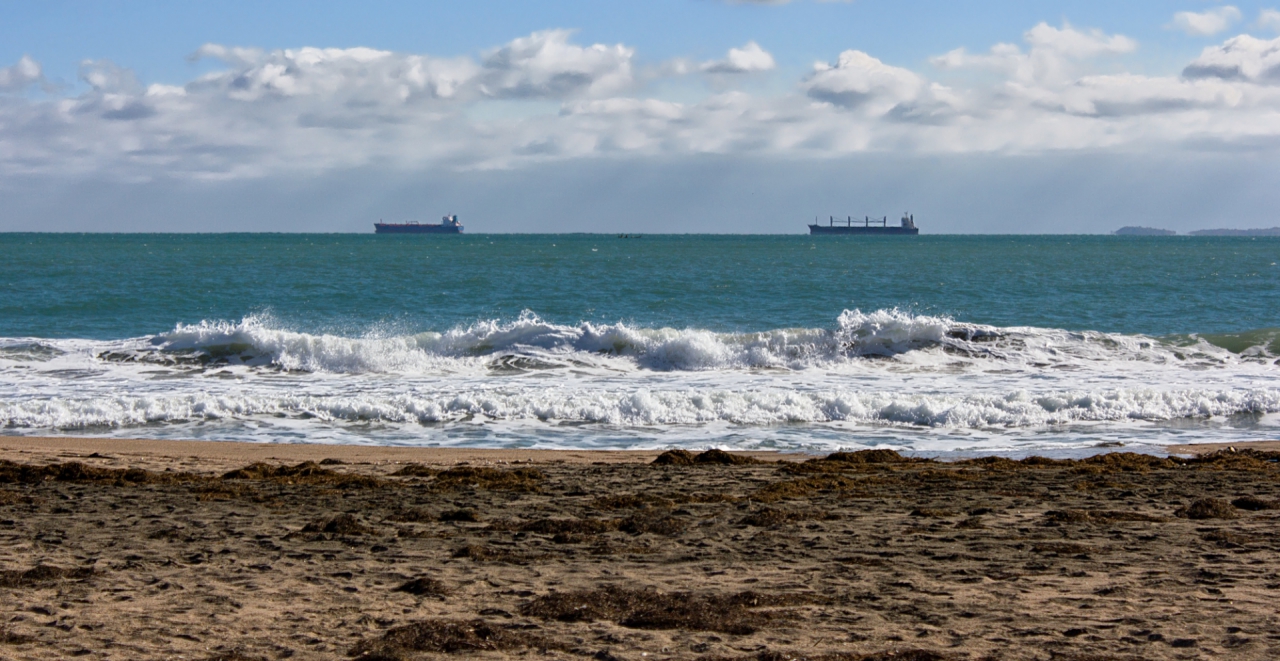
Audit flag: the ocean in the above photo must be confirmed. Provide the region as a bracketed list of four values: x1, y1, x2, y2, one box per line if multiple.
[2, 233, 1277, 456]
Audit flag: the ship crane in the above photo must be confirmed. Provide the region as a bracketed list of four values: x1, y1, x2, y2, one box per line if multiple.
[807, 212, 919, 235]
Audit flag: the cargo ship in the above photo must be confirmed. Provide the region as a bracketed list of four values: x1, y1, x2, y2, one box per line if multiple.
[810, 213, 918, 235]
[374, 214, 463, 234]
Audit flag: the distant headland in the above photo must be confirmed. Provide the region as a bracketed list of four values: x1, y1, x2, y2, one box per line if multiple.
[1114, 226, 1280, 236]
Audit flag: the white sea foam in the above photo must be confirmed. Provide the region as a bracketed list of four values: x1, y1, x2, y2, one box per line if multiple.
[130, 309, 1261, 375]
[3, 386, 1277, 430]
[1, 310, 1276, 451]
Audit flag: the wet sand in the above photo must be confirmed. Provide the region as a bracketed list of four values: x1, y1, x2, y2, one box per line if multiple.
[2, 437, 1279, 660]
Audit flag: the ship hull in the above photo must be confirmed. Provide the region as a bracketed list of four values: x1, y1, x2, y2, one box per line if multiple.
[809, 225, 918, 235]
[374, 223, 463, 234]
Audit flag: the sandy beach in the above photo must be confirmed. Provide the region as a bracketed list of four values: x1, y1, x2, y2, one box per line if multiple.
[2, 436, 1279, 661]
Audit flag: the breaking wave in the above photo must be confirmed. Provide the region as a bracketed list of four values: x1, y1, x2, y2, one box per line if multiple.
[3, 309, 1276, 449]
[94, 309, 1273, 375]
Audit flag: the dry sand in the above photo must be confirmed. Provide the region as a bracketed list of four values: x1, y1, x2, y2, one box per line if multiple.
[1, 436, 1279, 661]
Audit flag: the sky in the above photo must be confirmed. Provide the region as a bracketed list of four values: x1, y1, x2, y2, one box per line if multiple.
[2, 0, 1280, 233]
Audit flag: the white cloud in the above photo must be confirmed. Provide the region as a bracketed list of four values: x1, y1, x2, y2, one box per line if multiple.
[5, 24, 1280, 182]
[1052, 73, 1247, 116]
[191, 45, 479, 102]
[932, 22, 1136, 86]
[805, 50, 923, 114]
[702, 42, 777, 73]
[1183, 34, 1280, 82]
[80, 59, 144, 93]
[1171, 6, 1242, 36]
[0, 55, 43, 92]
[1260, 9, 1280, 32]
[924, 24, 1274, 140]
[479, 29, 634, 99]
[1024, 22, 1137, 57]
[186, 29, 633, 106]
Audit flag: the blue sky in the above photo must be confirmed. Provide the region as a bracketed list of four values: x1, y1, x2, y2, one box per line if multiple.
[2, 1, 1280, 232]
[4, 1, 1268, 87]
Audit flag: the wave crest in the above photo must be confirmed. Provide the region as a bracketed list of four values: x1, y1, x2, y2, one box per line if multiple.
[97, 309, 1272, 375]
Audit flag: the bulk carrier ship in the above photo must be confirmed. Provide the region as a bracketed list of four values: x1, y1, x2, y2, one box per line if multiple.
[374, 214, 463, 234]
[810, 213, 918, 235]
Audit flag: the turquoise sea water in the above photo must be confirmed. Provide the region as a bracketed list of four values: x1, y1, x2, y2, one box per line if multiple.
[2, 233, 1278, 454]
[4, 233, 1279, 338]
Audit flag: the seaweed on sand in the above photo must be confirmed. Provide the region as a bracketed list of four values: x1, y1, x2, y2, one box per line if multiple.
[751, 475, 866, 503]
[201, 652, 269, 661]
[823, 449, 909, 465]
[300, 513, 377, 536]
[652, 449, 763, 465]
[707, 651, 953, 661]
[348, 619, 562, 658]
[652, 449, 695, 465]
[1175, 498, 1239, 520]
[393, 576, 449, 597]
[519, 586, 820, 635]
[0, 628, 34, 645]
[1072, 453, 1174, 473]
[221, 462, 382, 488]
[955, 456, 1072, 470]
[694, 449, 765, 465]
[391, 464, 437, 477]
[0, 460, 197, 485]
[429, 466, 544, 492]
[782, 449, 913, 474]
[0, 564, 94, 589]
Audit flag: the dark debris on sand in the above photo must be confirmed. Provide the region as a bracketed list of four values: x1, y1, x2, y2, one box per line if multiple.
[300, 513, 378, 536]
[430, 466, 545, 492]
[0, 564, 94, 589]
[652, 449, 765, 465]
[1175, 498, 1240, 520]
[519, 586, 823, 635]
[705, 651, 954, 661]
[221, 461, 383, 488]
[4, 447, 1280, 660]
[1231, 495, 1280, 511]
[391, 463, 437, 477]
[0, 459, 198, 485]
[349, 618, 563, 658]
[393, 576, 450, 597]
[201, 652, 270, 661]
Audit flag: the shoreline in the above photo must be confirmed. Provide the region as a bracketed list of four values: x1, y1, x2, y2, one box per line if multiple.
[0, 435, 1272, 468]
[0, 435, 806, 471]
